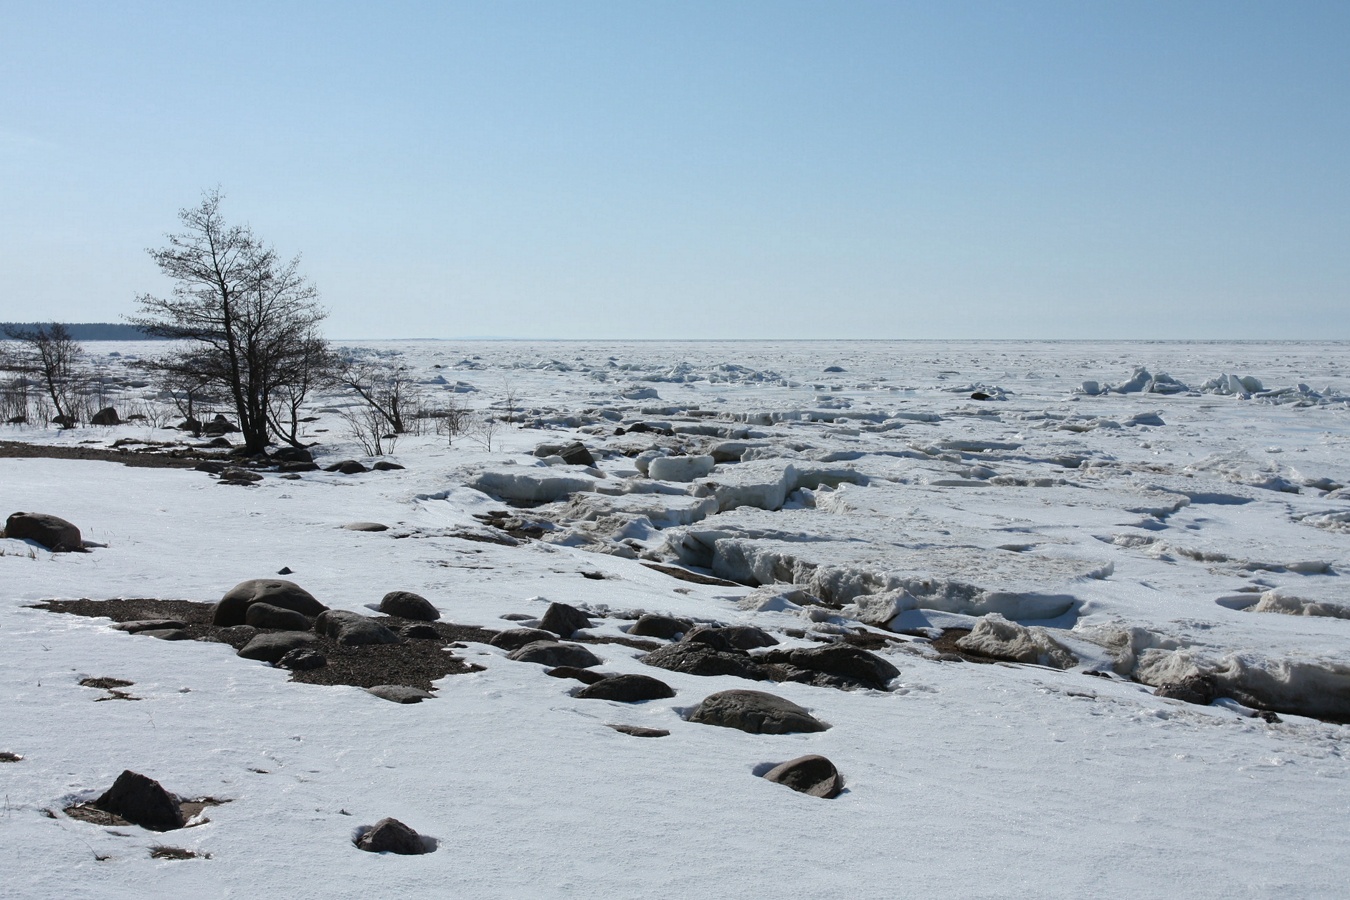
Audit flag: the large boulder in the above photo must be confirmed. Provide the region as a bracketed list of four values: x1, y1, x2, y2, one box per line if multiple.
[489, 628, 557, 651]
[356, 817, 430, 854]
[759, 643, 898, 690]
[378, 591, 440, 621]
[314, 610, 402, 646]
[558, 442, 596, 467]
[640, 641, 769, 682]
[93, 770, 184, 831]
[244, 603, 313, 631]
[238, 632, 318, 663]
[213, 579, 327, 627]
[538, 602, 592, 638]
[763, 755, 844, 798]
[688, 689, 829, 735]
[574, 674, 675, 702]
[629, 614, 691, 640]
[90, 407, 120, 426]
[4, 512, 83, 552]
[507, 641, 601, 668]
[685, 624, 778, 651]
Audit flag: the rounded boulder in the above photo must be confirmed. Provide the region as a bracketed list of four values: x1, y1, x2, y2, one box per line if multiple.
[213, 579, 327, 627]
[688, 689, 828, 735]
[378, 591, 440, 621]
[4, 512, 83, 552]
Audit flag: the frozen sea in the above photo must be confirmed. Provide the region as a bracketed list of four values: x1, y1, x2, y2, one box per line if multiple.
[2, 340, 1348, 898]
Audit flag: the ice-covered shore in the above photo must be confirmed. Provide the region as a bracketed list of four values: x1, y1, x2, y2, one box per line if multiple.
[2, 340, 1349, 898]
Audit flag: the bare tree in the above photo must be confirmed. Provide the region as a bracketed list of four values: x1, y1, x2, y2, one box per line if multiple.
[268, 331, 338, 447]
[339, 359, 422, 435]
[129, 189, 335, 453]
[1, 323, 84, 427]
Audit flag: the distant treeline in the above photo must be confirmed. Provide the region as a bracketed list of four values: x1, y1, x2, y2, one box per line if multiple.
[0, 323, 167, 341]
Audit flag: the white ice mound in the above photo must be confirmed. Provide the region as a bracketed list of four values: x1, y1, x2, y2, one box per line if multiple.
[1251, 590, 1350, 620]
[1200, 373, 1264, 395]
[647, 454, 715, 482]
[956, 614, 1077, 669]
[703, 460, 866, 512]
[1135, 647, 1350, 722]
[1101, 367, 1190, 394]
[466, 468, 600, 503]
[837, 584, 1079, 626]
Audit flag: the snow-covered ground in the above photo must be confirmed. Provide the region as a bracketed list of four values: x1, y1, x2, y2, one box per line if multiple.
[3, 340, 1349, 898]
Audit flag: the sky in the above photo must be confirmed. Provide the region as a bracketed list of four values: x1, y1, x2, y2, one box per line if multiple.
[1, 1, 1347, 340]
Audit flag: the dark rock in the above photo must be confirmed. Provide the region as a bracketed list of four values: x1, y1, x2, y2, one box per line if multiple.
[545, 666, 608, 685]
[238, 632, 318, 663]
[762, 754, 843, 798]
[1154, 673, 1220, 706]
[356, 817, 429, 854]
[270, 446, 313, 463]
[378, 591, 440, 621]
[213, 579, 327, 626]
[688, 689, 829, 734]
[685, 624, 778, 651]
[372, 460, 405, 471]
[343, 521, 388, 532]
[558, 442, 596, 467]
[178, 416, 202, 433]
[314, 609, 403, 646]
[277, 567, 293, 575]
[111, 619, 187, 634]
[366, 685, 433, 704]
[823, 366, 845, 373]
[3, 512, 83, 552]
[277, 648, 327, 670]
[93, 770, 184, 831]
[759, 643, 898, 690]
[575, 674, 675, 702]
[202, 414, 238, 435]
[209, 437, 233, 447]
[140, 628, 191, 640]
[507, 641, 601, 668]
[400, 623, 440, 639]
[629, 614, 692, 640]
[607, 724, 669, 738]
[538, 602, 592, 638]
[325, 460, 369, 474]
[221, 466, 263, 483]
[91, 407, 120, 426]
[244, 602, 313, 631]
[195, 460, 226, 474]
[215, 625, 258, 643]
[489, 628, 556, 651]
[279, 461, 319, 473]
[499, 613, 535, 621]
[641, 641, 769, 681]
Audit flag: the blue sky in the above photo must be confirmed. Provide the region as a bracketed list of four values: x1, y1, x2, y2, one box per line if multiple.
[2, 1, 1346, 339]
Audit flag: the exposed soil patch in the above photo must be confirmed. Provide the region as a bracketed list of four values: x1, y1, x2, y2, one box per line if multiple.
[34, 598, 499, 692]
[0, 439, 220, 469]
